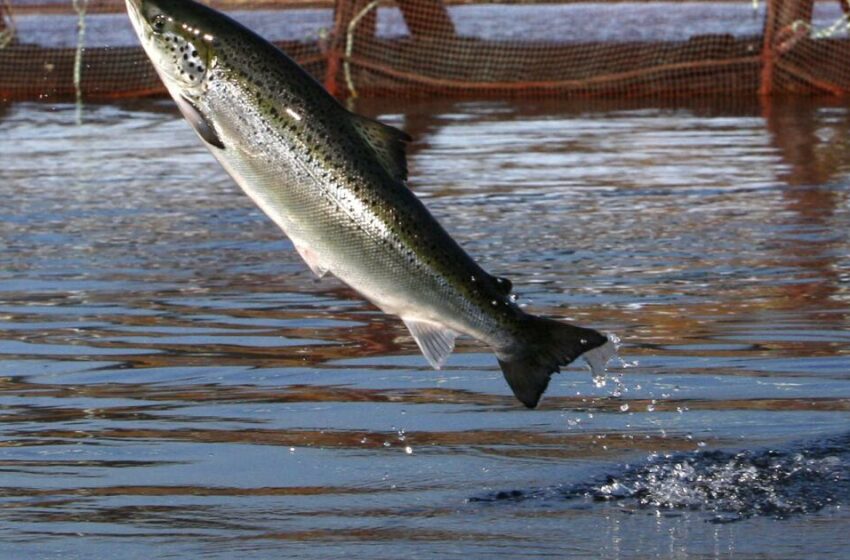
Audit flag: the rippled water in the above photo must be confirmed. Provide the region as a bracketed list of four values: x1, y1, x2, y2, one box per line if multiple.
[1, 97, 849, 558]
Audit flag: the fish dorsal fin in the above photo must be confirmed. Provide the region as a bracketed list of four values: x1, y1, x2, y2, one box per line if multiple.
[350, 113, 411, 183]
[493, 276, 513, 295]
[177, 95, 224, 149]
[402, 318, 458, 369]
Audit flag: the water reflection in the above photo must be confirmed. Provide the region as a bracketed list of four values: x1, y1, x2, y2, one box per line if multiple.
[0, 97, 848, 558]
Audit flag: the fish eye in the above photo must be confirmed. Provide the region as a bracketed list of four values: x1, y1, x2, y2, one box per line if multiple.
[151, 14, 168, 34]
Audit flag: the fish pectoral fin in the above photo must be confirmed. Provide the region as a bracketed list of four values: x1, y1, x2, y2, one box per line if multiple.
[402, 318, 458, 370]
[176, 95, 225, 149]
[292, 241, 328, 278]
[350, 113, 411, 183]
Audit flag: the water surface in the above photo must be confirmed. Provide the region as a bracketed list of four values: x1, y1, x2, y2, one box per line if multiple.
[0, 96, 848, 558]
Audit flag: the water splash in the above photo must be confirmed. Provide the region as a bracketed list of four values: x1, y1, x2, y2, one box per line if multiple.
[584, 332, 638, 409]
[470, 434, 850, 523]
[588, 434, 850, 522]
[583, 332, 620, 386]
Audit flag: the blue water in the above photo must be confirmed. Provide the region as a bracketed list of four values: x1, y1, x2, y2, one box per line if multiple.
[0, 96, 848, 558]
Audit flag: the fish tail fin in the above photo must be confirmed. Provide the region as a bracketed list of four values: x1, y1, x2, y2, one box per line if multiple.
[497, 315, 608, 408]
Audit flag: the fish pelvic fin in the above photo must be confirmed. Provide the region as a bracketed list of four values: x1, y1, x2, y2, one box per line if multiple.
[350, 113, 411, 183]
[497, 316, 607, 408]
[403, 318, 458, 369]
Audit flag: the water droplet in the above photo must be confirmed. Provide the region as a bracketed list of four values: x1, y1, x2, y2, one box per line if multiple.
[509, 293, 518, 302]
[404, 446, 413, 455]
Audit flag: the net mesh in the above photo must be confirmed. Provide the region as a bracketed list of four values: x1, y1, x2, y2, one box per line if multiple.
[1, 0, 849, 101]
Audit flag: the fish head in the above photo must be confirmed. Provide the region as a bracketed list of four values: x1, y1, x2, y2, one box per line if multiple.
[126, 0, 218, 96]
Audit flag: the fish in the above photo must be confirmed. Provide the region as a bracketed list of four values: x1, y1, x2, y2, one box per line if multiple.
[125, 0, 613, 407]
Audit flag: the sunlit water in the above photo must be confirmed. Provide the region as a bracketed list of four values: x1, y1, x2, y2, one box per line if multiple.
[1, 97, 849, 558]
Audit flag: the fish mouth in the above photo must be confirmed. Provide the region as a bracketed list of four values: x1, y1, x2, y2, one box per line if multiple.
[125, 0, 147, 39]
[125, 0, 142, 20]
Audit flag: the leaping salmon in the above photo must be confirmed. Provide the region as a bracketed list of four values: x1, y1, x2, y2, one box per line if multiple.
[126, 0, 612, 407]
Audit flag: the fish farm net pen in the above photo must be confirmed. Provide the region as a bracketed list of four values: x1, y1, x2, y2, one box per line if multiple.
[72, 0, 87, 123]
[1, 0, 850, 101]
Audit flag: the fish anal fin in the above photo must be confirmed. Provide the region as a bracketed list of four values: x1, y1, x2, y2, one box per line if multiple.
[177, 95, 224, 149]
[402, 318, 458, 369]
[350, 113, 411, 183]
[293, 241, 328, 278]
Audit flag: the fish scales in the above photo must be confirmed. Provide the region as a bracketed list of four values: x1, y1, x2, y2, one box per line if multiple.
[202, 36, 505, 339]
[126, 0, 612, 407]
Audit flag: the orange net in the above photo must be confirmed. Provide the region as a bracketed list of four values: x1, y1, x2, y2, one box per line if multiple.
[1, 0, 849, 101]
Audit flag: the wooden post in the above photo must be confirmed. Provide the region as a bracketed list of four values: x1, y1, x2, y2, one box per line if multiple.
[396, 0, 455, 39]
[760, 0, 814, 96]
[774, 0, 814, 29]
[325, 0, 378, 96]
